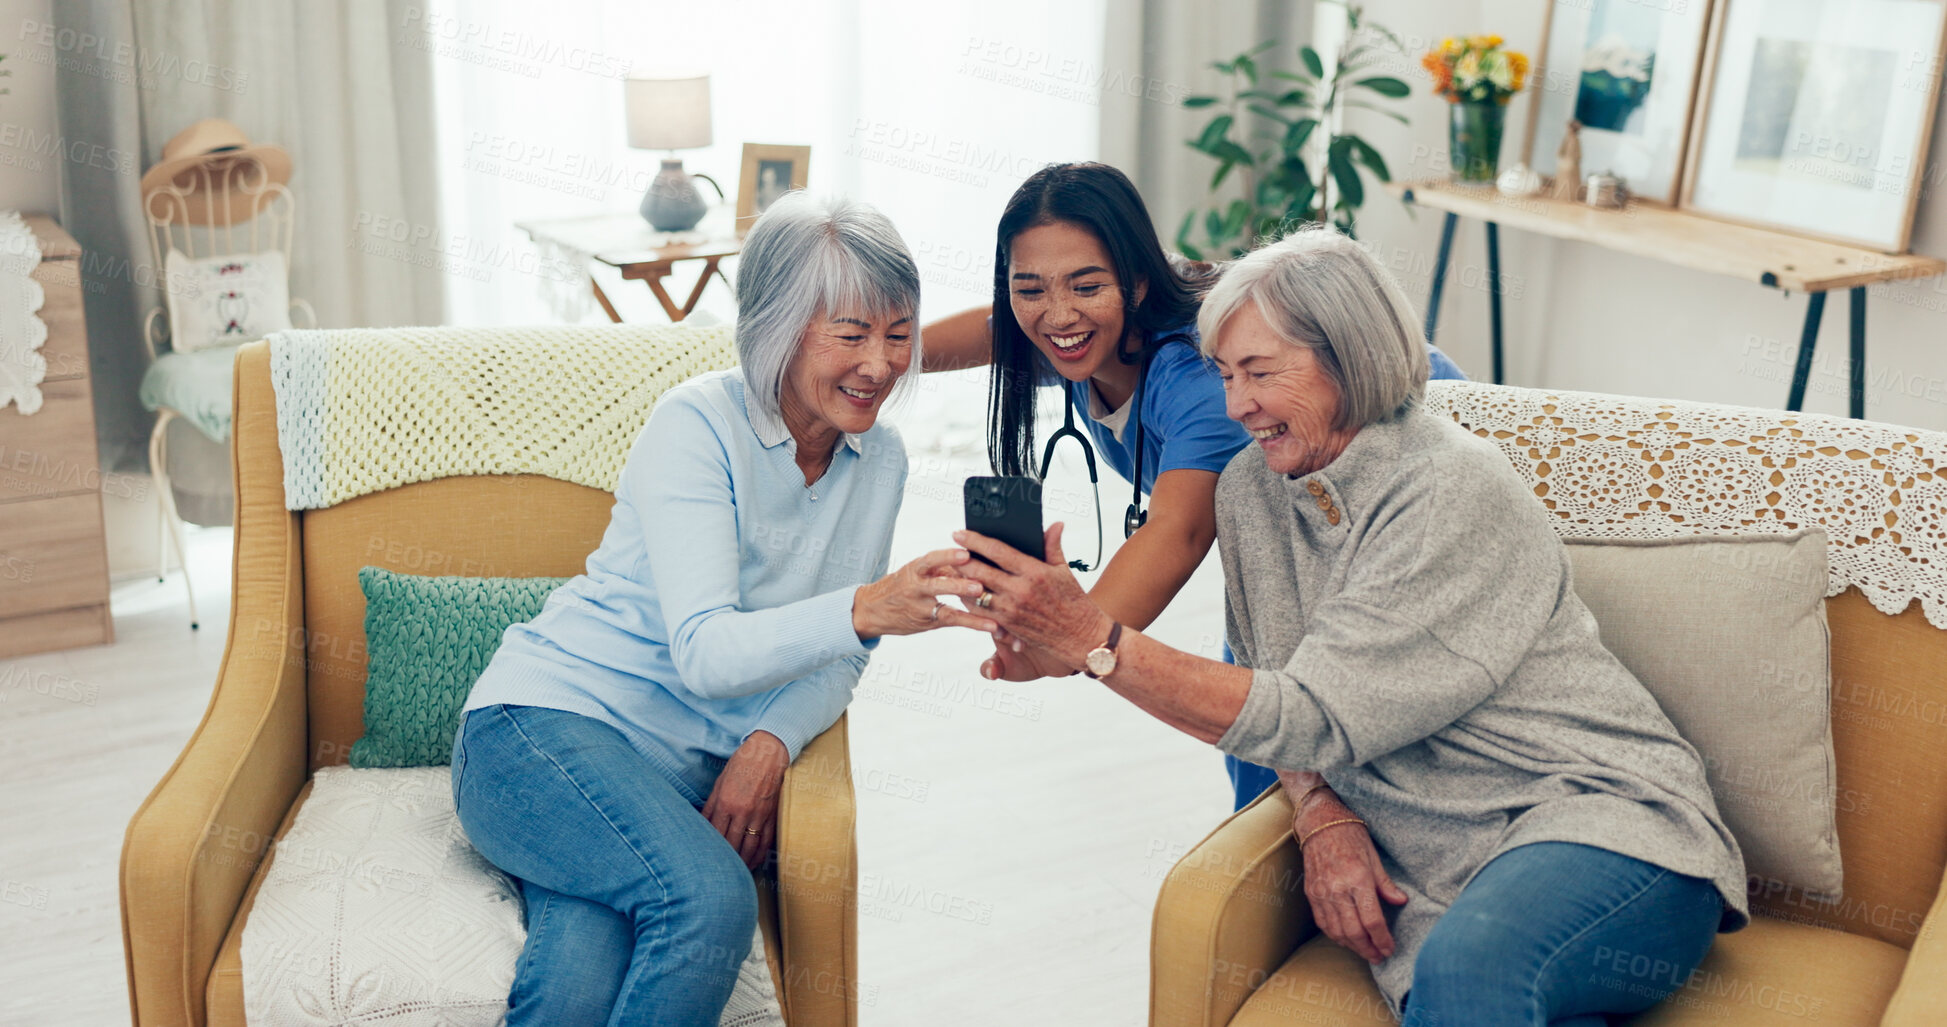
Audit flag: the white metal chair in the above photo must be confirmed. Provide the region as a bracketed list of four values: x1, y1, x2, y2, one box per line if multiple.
[140, 157, 314, 629]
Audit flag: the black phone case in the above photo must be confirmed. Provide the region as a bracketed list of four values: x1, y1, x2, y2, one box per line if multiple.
[963, 475, 1046, 566]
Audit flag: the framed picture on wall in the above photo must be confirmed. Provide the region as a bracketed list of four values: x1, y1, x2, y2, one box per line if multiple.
[736, 143, 811, 235]
[1523, 0, 1716, 205]
[1681, 0, 1947, 252]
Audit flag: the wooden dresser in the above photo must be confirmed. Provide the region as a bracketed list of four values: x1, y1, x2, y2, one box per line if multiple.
[0, 215, 112, 657]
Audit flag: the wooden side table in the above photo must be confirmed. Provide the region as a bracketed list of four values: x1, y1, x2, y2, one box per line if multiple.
[517, 213, 739, 323]
[1393, 180, 1947, 419]
[0, 215, 113, 657]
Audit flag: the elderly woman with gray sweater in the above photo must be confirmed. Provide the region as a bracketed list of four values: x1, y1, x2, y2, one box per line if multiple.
[958, 228, 1748, 1025]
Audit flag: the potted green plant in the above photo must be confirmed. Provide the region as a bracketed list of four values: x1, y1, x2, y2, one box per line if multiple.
[1175, 2, 1411, 259]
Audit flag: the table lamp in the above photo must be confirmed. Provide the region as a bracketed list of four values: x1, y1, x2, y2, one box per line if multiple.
[626, 73, 721, 232]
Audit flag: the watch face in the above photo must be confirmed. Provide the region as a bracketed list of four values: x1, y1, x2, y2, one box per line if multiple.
[1086, 647, 1116, 677]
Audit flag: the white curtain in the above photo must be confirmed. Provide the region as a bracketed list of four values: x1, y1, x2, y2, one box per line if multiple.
[429, 0, 1107, 446]
[132, 0, 446, 329]
[49, 0, 442, 525]
[1099, 0, 1314, 244]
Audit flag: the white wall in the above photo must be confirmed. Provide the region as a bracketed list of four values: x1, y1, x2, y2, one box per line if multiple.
[1334, 0, 1947, 433]
[0, 0, 59, 212]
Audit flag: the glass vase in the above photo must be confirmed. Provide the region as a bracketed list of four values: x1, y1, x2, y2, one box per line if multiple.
[1449, 101, 1507, 184]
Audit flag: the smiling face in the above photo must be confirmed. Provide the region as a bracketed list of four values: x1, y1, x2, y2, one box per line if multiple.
[1006, 219, 1144, 383]
[779, 309, 914, 443]
[1212, 300, 1357, 477]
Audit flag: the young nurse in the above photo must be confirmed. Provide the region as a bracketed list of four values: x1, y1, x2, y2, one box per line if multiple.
[923, 162, 1467, 810]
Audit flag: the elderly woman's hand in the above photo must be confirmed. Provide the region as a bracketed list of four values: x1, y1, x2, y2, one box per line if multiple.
[980, 636, 1077, 681]
[953, 524, 1111, 666]
[1294, 785, 1408, 964]
[854, 547, 1002, 641]
[703, 730, 789, 869]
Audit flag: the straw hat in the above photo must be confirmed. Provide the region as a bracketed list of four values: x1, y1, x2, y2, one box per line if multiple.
[140, 119, 293, 225]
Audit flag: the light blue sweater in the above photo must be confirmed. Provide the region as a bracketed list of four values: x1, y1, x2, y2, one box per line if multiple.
[462, 368, 906, 804]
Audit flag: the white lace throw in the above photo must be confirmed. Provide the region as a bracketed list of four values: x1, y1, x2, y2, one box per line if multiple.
[242, 766, 783, 1026]
[0, 210, 47, 415]
[1423, 380, 1947, 629]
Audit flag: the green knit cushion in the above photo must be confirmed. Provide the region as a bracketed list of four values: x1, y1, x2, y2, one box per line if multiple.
[349, 566, 566, 768]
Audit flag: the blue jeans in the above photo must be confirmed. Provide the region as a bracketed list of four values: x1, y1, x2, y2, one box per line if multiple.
[452, 704, 757, 1027]
[1401, 841, 1723, 1027]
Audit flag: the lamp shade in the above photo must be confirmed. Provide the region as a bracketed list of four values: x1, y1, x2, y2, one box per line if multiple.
[625, 74, 712, 151]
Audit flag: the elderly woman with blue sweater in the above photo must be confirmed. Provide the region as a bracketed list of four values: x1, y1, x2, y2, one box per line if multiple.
[960, 228, 1748, 1025]
[452, 194, 997, 1026]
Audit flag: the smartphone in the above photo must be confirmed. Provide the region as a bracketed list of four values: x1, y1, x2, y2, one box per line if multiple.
[963, 475, 1046, 567]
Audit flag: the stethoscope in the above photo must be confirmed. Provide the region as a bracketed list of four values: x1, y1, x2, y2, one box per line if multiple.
[1036, 344, 1156, 573]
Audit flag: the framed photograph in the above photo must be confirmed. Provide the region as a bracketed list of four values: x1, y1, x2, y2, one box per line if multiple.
[1681, 0, 1947, 251]
[1523, 0, 1716, 205]
[736, 143, 810, 234]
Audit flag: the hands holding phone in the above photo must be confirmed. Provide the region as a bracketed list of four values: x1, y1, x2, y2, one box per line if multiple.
[851, 547, 1001, 642]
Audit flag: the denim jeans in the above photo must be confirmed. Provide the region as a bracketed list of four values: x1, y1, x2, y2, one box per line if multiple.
[452, 704, 757, 1027]
[1401, 841, 1723, 1027]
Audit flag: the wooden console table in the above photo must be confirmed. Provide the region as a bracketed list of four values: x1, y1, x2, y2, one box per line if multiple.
[1392, 180, 1947, 419]
[516, 213, 738, 323]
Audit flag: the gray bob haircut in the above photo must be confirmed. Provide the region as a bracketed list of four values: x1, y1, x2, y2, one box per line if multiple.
[734, 191, 923, 420]
[1197, 226, 1430, 430]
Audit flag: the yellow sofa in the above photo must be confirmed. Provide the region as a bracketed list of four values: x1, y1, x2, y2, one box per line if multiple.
[1151, 384, 1947, 1026]
[121, 338, 860, 1027]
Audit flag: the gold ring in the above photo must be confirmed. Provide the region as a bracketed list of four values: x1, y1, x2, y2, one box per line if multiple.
[976, 591, 994, 609]
[745, 827, 760, 836]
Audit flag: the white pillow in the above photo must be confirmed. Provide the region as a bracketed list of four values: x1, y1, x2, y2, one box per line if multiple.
[1564, 527, 1841, 900]
[163, 247, 292, 352]
[242, 765, 784, 1026]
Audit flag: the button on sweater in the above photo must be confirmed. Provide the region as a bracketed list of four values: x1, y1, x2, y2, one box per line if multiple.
[1213, 405, 1748, 1012]
[462, 368, 906, 805]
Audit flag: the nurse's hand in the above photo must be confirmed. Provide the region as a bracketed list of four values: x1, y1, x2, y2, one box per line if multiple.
[853, 547, 1000, 642]
[704, 730, 788, 869]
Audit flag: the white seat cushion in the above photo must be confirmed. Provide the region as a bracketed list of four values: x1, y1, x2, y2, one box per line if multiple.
[242, 766, 782, 1026]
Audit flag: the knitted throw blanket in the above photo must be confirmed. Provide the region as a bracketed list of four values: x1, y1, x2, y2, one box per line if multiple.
[269, 323, 739, 510]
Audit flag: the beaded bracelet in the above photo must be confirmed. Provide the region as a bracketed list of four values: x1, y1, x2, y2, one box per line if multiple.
[1297, 817, 1367, 851]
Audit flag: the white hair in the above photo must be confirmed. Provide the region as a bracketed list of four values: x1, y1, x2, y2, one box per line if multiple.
[734, 192, 922, 420]
[1197, 226, 1429, 429]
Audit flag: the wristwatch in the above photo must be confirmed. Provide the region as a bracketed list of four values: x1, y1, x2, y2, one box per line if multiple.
[1082, 621, 1124, 679]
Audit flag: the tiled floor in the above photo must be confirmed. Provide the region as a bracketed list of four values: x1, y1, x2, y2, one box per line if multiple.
[0, 439, 1237, 1026]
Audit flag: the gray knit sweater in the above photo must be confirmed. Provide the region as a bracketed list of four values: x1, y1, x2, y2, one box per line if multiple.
[1213, 406, 1749, 1011]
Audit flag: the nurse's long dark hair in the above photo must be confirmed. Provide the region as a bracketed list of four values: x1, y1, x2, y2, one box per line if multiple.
[987, 162, 1201, 478]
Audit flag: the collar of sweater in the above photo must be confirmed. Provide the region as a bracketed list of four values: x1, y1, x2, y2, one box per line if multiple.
[1276, 408, 1440, 523]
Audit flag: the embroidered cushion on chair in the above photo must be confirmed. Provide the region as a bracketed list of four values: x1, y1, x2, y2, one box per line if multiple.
[163, 248, 292, 351]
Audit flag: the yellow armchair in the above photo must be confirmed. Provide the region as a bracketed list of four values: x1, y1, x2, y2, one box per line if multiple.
[121, 337, 860, 1027]
[1152, 383, 1947, 1026]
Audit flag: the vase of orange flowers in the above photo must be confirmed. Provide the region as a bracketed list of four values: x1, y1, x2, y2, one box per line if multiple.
[1422, 35, 1528, 183]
